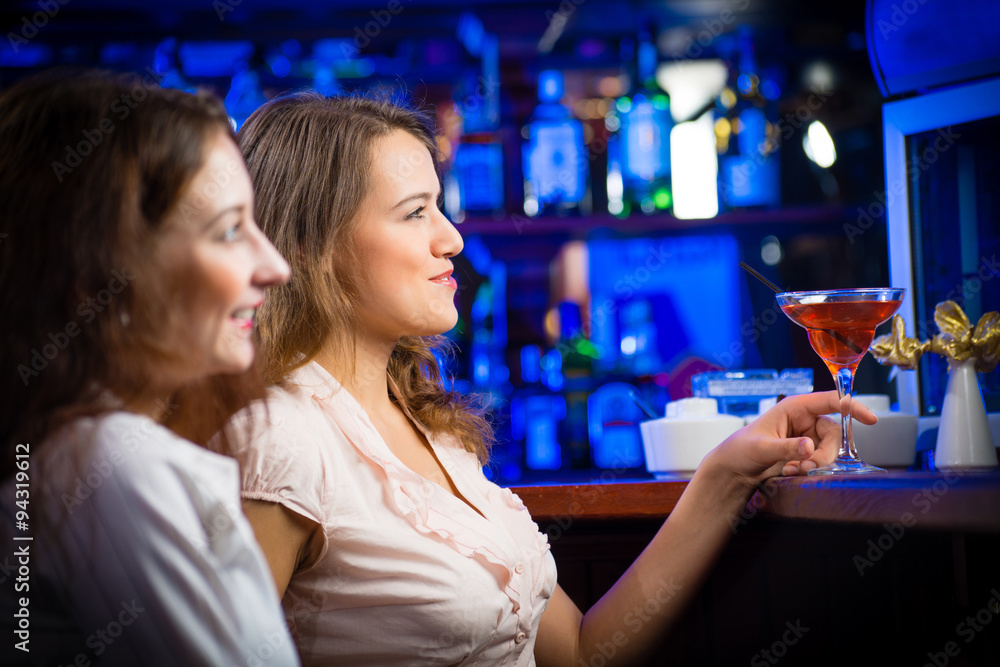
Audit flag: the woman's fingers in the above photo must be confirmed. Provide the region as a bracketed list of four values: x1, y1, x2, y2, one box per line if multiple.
[713, 391, 882, 481]
[776, 390, 878, 437]
[849, 398, 879, 425]
[810, 415, 841, 464]
[782, 460, 802, 476]
[760, 435, 814, 469]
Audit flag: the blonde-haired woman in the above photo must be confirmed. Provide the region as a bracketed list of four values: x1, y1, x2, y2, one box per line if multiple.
[230, 91, 876, 666]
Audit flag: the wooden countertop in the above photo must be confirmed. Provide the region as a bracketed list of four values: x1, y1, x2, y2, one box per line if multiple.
[509, 478, 687, 521]
[509, 470, 1000, 531]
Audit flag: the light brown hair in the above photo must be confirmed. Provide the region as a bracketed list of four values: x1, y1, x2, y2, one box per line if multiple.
[238, 92, 493, 462]
[0, 68, 263, 477]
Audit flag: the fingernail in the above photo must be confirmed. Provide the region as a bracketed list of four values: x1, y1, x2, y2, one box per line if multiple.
[797, 439, 809, 457]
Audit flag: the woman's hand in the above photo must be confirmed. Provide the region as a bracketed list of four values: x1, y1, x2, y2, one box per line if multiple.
[537, 390, 878, 667]
[700, 390, 878, 488]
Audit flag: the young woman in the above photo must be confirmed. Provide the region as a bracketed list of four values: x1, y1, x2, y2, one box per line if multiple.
[232, 92, 877, 666]
[0, 70, 299, 666]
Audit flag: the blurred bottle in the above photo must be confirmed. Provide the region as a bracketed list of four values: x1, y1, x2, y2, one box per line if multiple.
[510, 345, 565, 472]
[617, 298, 663, 376]
[468, 261, 509, 392]
[715, 27, 781, 210]
[607, 32, 674, 217]
[522, 70, 590, 217]
[552, 302, 596, 469]
[588, 382, 646, 469]
[452, 79, 505, 219]
[451, 34, 505, 220]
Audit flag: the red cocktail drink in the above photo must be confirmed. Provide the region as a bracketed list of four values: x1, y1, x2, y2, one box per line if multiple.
[780, 300, 903, 373]
[776, 288, 905, 475]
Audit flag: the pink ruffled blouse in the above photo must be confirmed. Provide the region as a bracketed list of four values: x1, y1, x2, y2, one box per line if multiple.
[232, 361, 557, 666]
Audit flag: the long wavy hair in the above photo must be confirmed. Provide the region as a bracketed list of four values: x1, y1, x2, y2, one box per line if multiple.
[237, 92, 493, 463]
[0, 68, 264, 478]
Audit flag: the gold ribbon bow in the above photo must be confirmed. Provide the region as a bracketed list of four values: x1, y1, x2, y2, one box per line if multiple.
[871, 300, 1000, 373]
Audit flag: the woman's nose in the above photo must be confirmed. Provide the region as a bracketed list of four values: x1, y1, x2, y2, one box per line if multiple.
[252, 225, 291, 287]
[433, 210, 464, 259]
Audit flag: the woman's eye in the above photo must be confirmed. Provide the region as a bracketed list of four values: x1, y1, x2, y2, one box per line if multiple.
[221, 223, 242, 242]
[405, 206, 426, 220]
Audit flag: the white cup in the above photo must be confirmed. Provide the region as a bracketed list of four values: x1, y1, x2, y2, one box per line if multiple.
[850, 394, 918, 468]
[640, 398, 744, 475]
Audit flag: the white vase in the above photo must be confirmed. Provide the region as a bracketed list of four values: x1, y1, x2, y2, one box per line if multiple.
[934, 359, 999, 470]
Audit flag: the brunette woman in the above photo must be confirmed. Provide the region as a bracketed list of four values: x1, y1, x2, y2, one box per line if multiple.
[0, 69, 298, 666]
[231, 92, 877, 666]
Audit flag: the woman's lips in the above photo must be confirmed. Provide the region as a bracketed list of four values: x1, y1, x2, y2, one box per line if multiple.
[430, 270, 457, 290]
[230, 301, 263, 329]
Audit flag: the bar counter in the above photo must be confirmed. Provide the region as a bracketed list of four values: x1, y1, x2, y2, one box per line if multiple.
[511, 470, 1000, 531]
[508, 470, 1000, 666]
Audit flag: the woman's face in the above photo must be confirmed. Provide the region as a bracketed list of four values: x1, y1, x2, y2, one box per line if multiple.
[350, 129, 464, 344]
[157, 132, 290, 380]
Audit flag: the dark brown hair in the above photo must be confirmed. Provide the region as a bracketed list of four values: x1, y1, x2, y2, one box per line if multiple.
[238, 92, 493, 462]
[0, 68, 262, 477]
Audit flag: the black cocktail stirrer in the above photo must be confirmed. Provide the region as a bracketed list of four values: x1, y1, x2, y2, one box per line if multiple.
[739, 261, 784, 294]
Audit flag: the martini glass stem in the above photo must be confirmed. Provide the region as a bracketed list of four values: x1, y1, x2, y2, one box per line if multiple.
[834, 367, 856, 461]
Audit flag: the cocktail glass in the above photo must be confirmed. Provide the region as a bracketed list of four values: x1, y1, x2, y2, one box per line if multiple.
[776, 288, 905, 475]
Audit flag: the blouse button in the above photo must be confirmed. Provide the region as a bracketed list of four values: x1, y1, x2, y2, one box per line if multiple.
[514, 562, 525, 574]
[514, 632, 527, 644]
